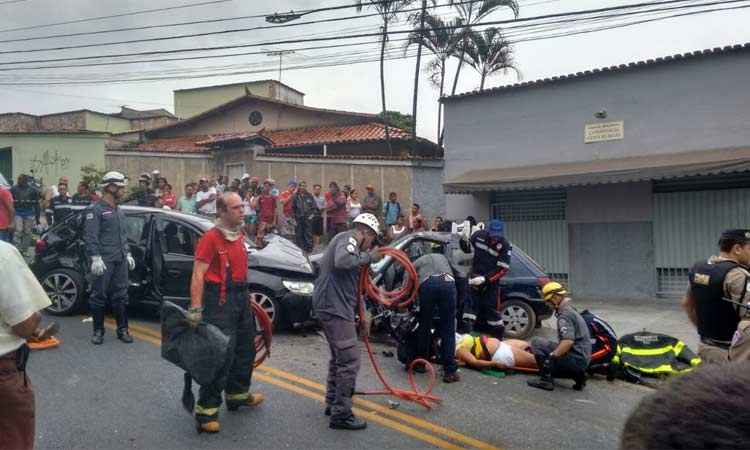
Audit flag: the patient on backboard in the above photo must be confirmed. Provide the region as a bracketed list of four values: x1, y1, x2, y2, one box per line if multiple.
[454, 333, 538, 371]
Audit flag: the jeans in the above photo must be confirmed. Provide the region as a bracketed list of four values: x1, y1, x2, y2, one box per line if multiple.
[417, 276, 458, 375]
[0, 229, 11, 242]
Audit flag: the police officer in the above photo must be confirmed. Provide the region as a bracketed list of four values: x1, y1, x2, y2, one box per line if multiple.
[683, 229, 750, 364]
[527, 282, 591, 391]
[49, 181, 73, 225]
[83, 171, 135, 345]
[466, 219, 511, 335]
[187, 192, 263, 434]
[413, 251, 463, 383]
[313, 212, 382, 431]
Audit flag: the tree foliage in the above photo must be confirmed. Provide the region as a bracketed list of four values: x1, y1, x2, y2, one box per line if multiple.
[377, 111, 415, 132]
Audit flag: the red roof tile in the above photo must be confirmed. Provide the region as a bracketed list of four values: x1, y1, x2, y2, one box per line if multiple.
[198, 123, 415, 149]
[121, 135, 210, 154]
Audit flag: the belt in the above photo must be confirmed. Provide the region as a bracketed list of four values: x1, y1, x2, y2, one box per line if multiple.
[700, 337, 731, 350]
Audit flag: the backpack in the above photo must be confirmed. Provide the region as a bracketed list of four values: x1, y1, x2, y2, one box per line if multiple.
[580, 310, 618, 371]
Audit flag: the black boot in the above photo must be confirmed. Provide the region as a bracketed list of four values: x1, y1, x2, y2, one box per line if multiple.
[91, 307, 105, 345]
[115, 306, 133, 344]
[527, 357, 555, 391]
[330, 415, 367, 430]
[572, 372, 587, 391]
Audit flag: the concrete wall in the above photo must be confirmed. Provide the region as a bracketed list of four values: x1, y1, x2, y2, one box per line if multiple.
[174, 81, 304, 118]
[157, 100, 365, 138]
[0, 114, 38, 132]
[0, 133, 107, 189]
[565, 182, 656, 300]
[84, 112, 132, 134]
[443, 51, 750, 182]
[411, 164, 446, 218]
[106, 152, 215, 198]
[445, 192, 491, 222]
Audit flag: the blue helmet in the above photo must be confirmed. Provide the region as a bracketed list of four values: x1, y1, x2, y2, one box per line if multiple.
[488, 219, 505, 238]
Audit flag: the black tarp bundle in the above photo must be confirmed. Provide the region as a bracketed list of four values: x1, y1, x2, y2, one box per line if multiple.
[161, 301, 230, 413]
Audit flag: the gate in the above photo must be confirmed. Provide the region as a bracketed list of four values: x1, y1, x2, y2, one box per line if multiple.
[490, 190, 568, 281]
[654, 187, 750, 297]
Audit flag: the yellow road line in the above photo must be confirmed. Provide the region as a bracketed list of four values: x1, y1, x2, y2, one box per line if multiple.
[113, 321, 501, 450]
[254, 373, 464, 450]
[258, 365, 500, 450]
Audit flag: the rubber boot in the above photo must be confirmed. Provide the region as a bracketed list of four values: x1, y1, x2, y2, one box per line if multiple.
[572, 372, 587, 391]
[226, 392, 265, 411]
[527, 358, 555, 391]
[91, 307, 105, 345]
[196, 420, 220, 434]
[114, 306, 133, 344]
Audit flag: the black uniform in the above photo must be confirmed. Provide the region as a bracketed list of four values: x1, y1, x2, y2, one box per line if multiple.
[49, 194, 73, 225]
[312, 231, 371, 423]
[469, 230, 511, 331]
[83, 199, 130, 335]
[71, 193, 92, 206]
[292, 191, 319, 253]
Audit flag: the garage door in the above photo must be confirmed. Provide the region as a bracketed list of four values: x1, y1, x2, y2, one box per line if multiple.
[490, 190, 568, 281]
[654, 187, 750, 297]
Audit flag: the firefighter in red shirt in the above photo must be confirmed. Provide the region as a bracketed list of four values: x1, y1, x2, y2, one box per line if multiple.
[188, 192, 264, 434]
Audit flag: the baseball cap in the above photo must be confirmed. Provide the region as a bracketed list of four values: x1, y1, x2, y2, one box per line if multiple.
[488, 219, 505, 238]
[720, 229, 750, 245]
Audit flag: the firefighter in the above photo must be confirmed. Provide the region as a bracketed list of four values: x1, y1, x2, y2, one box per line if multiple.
[83, 171, 135, 345]
[188, 192, 263, 434]
[466, 219, 511, 334]
[313, 213, 382, 431]
[683, 229, 750, 364]
[527, 282, 591, 391]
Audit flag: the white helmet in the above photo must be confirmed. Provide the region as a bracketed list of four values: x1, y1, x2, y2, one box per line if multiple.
[101, 171, 127, 188]
[353, 213, 380, 235]
[241, 173, 250, 181]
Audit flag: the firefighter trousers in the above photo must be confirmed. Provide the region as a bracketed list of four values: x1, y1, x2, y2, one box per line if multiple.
[195, 283, 256, 423]
[319, 312, 360, 421]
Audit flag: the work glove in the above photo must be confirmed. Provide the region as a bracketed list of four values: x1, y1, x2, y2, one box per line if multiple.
[468, 275, 486, 286]
[186, 307, 203, 329]
[126, 253, 136, 271]
[91, 256, 107, 276]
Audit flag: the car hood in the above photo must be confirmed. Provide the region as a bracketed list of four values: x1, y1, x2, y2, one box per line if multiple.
[249, 234, 313, 275]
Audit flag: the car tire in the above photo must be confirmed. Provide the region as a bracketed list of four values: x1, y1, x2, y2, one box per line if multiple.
[42, 268, 85, 316]
[249, 287, 282, 329]
[500, 299, 537, 340]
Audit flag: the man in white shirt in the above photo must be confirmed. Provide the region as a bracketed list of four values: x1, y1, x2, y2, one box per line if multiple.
[195, 177, 217, 217]
[0, 240, 52, 450]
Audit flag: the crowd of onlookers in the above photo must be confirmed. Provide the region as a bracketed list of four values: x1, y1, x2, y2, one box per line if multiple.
[0, 169, 455, 256]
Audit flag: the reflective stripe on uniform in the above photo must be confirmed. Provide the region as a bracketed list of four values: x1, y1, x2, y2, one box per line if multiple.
[195, 404, 220, 416]
[225, 391, 249, 401]
[620, 346, 675, 357]
[621, 362, 694, 374]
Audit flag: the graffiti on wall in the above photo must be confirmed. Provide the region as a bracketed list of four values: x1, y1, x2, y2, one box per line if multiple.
[28, 149, 71, 178]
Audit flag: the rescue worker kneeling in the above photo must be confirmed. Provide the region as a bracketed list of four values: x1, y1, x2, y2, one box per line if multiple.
[527, 282, 591, 391]
[187, 192, 263, 434]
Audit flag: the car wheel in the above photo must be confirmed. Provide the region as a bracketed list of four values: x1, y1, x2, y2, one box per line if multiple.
[500, 299, 537, 340]
[42, 268, 84, 316]
[249, 288, 281, 329]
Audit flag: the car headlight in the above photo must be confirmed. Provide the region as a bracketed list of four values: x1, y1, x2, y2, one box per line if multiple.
[283, 280, 314, 295]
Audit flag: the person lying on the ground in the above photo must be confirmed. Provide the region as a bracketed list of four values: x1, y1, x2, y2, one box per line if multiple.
[454, 333, 537, 370]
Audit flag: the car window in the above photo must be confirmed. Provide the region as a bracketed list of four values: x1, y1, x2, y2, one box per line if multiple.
[157, 220, 199, 256]
[506, 252, 534, 278]
[124, 215, 147, 244]
[402, 238, 443, 262]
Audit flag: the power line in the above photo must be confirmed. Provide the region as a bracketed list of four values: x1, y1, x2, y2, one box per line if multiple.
[0, 0, 233, 34]
[0, 0, 741, 66]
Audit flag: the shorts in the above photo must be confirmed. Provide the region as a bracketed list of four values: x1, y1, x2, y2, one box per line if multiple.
[244, 215, 257, 225]
[491, 342, 515, 368]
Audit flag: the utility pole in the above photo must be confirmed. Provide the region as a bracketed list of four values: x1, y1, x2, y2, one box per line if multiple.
[266, 50, 295, 83]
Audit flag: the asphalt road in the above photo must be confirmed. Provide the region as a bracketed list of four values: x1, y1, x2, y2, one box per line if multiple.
[25, 303, 666, 450]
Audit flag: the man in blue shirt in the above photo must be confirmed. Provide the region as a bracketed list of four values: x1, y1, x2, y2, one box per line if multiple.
[382, 192, 401, 227]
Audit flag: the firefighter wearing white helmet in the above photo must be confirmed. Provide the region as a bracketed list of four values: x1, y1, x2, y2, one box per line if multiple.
[312, 212, 382, 430]
[83, 171, 135, 345]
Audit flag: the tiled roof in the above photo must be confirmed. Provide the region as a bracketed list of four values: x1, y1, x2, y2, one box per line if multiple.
[260, 153, 442, 161]
[443, 42, 750, 102]
[198, 122, 419, 149]
[117, 135, 211, 154]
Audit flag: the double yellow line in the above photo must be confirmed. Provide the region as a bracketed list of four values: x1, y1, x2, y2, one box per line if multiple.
[106, 320, 501, 450]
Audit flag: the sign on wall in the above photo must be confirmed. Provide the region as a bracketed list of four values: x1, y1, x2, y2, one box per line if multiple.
[584, 121, 624, 143]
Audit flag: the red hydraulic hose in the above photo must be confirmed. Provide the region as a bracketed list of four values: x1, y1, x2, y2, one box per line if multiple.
[356, 247, 441, 410]
[251, 300, 273, 368]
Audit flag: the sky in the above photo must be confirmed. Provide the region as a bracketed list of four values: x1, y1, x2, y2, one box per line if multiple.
[0, 0, 748, 141]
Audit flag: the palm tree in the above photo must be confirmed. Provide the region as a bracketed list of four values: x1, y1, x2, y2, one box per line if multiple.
[405, 13, 464, 146]
[356, 0, 415, 155]
[410, 0, 427, 149]
[449, 0, 519, 96]
[461, 27, 520, 90]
